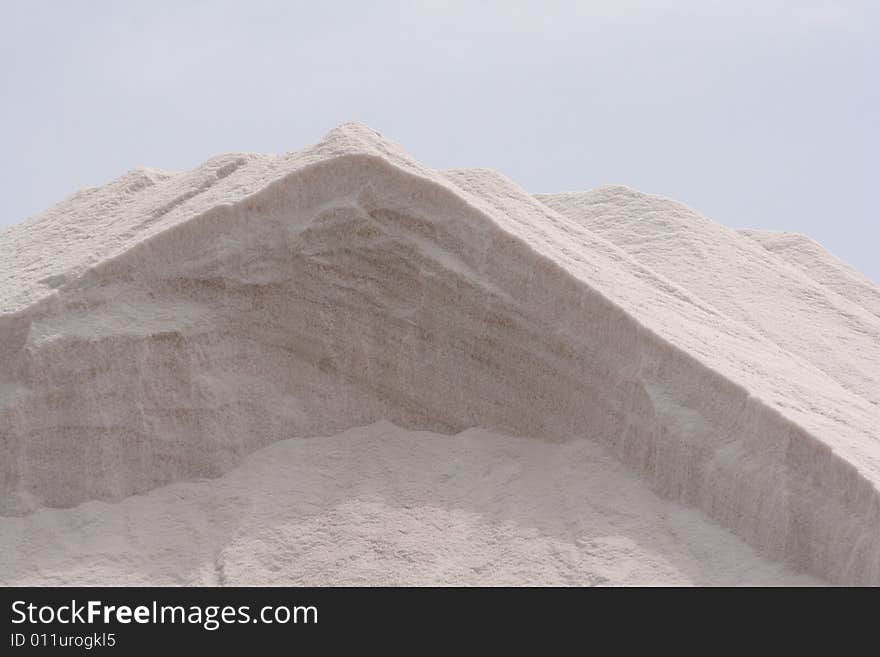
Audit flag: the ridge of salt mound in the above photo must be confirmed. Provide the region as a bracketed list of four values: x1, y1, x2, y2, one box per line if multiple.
[0, 123, 422, 317]
[1, 124, 878, 585]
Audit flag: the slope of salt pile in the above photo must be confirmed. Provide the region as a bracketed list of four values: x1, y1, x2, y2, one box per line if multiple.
[0, 423, 817, 586]
[741, 229, 880, 321]
[1, 124, 878, 585]
[537, 186, 880, 407]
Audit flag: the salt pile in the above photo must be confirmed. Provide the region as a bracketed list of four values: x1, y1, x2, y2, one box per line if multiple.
[1, 124, 877, 585]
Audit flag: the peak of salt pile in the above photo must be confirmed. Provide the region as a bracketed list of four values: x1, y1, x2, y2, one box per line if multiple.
[1, 124, 878, 585]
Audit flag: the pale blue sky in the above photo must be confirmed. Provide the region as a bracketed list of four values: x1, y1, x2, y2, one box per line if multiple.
[2, 1, 876, 280]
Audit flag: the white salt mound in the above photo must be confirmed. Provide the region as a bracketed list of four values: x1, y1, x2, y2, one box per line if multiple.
[1, 123, 878, 585]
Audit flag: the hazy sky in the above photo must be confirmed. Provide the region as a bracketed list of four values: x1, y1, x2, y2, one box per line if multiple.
[2, 1, 876, 280]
